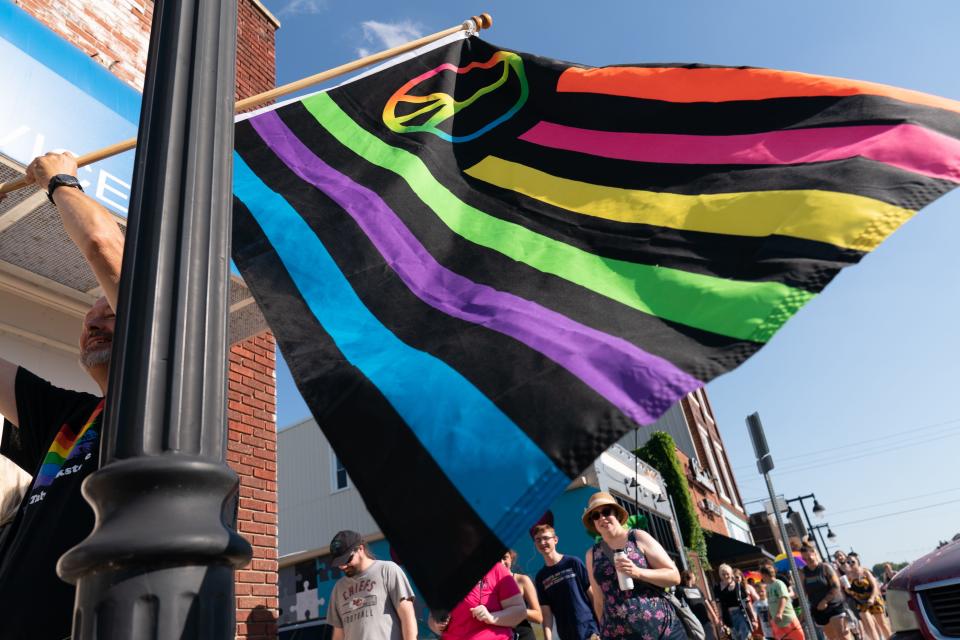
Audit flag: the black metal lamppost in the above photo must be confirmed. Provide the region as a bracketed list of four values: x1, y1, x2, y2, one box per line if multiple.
[57, 0, 251, 637]
[808, 523, 838, 557]
[786, 493, 827, 557]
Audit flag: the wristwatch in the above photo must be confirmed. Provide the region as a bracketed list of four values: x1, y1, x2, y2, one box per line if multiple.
[46, 174, 84, 203]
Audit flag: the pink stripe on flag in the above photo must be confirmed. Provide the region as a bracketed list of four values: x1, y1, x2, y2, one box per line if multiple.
[519, 122, 960, 183]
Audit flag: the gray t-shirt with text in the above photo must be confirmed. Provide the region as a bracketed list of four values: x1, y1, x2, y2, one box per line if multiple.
[328, 560, 415, 640]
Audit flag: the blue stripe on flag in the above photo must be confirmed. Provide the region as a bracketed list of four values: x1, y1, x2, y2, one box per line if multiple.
[233, 153, 568, 545]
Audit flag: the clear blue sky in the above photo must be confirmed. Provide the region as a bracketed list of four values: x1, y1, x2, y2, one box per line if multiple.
[260, 0, 960, 567]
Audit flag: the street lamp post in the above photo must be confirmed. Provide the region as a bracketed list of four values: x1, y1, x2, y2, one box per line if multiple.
[57, 1, 251, 638]
[809, 523, 838, 557]
[786, 494, 826, 557]
[745, 413, 819, 640]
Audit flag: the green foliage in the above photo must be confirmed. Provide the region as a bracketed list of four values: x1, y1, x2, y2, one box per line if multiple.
[636, 431, 709, 567]
[626, 513, 649, 532]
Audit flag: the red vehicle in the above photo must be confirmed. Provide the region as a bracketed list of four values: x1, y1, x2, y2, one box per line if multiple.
[886, 538, 960, 640]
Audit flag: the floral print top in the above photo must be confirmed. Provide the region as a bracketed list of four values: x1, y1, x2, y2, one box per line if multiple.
[591, 531, 679, 640]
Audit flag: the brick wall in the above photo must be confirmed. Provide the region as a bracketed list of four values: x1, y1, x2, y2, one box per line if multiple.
[13, 0, 279, 96]
[228, 4, 279, 638]
[13, 0, 153, 90]
[13, 1, 281, 637]
[680, 392, 750, 526]
[675, 448, 729, 537]
[228, 333, 279, 639]
[236, 0, 278, 104]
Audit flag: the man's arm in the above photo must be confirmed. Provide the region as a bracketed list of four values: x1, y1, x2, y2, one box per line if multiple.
[0, 358, 18, 426]
[331, 626, 344, 640]
[819, 566, 844, 610]
[396, 598, 418, 640]
[385, 563, 418, 640]
[772, 583, 787, 621]
[25, 153, 124, 309]
[540, 605, 554, 640]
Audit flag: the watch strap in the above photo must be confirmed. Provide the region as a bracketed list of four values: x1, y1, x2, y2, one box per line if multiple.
[47, 174, 84, 203]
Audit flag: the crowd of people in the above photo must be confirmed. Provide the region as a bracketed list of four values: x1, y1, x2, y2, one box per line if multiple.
[689, 544, 895, 640]
[322, 493, 899, 640]
[328, 491, 691, 640]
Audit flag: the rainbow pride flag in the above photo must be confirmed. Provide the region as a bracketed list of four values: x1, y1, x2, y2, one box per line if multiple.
[231, 36, 960, 607]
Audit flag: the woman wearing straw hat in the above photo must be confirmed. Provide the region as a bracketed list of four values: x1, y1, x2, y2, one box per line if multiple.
[582, 491, 686, 640]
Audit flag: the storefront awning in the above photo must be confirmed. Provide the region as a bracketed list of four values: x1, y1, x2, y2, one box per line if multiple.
[706, 532, 774, 566]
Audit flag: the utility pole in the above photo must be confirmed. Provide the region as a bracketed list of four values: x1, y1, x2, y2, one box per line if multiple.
[746, 413, 818, 640]
[58, 1, 251, 638]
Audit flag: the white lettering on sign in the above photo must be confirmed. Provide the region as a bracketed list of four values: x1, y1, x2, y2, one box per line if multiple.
[30, 133, 46, 159]
[0, 125, 31, 147]
[96, 169, 131, 214]
[0, 123, 132, 216]
[79, 164, 95, 191]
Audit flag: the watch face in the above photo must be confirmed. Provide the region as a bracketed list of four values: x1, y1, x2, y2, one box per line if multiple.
[47, 174, 83, 202]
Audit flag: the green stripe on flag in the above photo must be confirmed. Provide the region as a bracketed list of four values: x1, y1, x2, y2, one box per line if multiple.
[301, 92, 815, 343]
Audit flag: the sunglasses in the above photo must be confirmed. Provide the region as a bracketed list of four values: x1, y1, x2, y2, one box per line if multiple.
[590, 506, 616, 521]
[845, 559, 857, 565]
[338, 549, 358, 567]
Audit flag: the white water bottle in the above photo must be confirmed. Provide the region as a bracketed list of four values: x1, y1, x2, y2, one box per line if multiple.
[613, 549, 634, 591]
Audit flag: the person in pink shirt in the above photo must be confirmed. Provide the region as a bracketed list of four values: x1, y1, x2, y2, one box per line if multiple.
[429, 562, 527, 640]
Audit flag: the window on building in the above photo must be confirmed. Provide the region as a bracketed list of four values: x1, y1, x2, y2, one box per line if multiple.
[713, 442, 740, 509]
[697, 388, 713, 417]
[330, 449, 350, 492]
[613, 494, 682, 568]
[698, 426, 727, 500]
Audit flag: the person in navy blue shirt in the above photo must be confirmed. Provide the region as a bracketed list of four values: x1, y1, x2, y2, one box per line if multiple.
[532, 523, 600, 640]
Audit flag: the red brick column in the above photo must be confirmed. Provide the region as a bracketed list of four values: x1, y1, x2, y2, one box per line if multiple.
[227, 332, 279, 639]
[228, 4, 280, 635]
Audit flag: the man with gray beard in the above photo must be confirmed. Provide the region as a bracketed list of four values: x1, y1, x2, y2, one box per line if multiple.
[0, 151, 124, 639]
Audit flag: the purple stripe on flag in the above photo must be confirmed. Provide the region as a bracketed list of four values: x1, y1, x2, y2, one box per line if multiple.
[520, 122, 960, 183]
[249, 110, 702, 425]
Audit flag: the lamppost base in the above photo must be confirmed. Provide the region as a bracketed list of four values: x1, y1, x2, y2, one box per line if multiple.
[58, 456, 252, 639]
[71, 564, 236, 639]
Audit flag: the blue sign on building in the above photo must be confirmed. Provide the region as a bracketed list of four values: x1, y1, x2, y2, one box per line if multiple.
[0, 0, 139, 214]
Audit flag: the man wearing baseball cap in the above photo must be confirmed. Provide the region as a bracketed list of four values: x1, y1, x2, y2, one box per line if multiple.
[327, 530, 418, 640]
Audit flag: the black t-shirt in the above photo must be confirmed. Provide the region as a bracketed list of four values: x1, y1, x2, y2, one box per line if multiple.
[715, 582, 748, 626]
[802, 563, 842, 608]
[0, 368, 104, 640]
[677, 585, 711, 626]
[535, 555, 599, 640]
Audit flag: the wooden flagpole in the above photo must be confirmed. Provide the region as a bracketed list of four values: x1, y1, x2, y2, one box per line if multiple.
[0, 12, 492, 196]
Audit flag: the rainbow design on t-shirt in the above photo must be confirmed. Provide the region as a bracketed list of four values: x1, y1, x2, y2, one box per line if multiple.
[33, 399, 104, 489]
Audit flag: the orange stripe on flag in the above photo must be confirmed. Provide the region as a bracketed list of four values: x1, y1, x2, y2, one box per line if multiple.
[557, 66, 960, 114]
